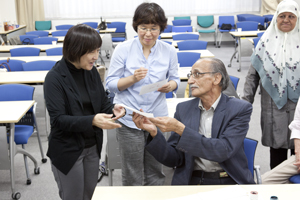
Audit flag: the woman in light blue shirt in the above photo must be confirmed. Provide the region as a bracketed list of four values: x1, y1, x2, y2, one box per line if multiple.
[106, 2, 180, 186]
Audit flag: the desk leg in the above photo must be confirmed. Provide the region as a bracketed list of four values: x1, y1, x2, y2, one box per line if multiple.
[238, 37, 242, 72]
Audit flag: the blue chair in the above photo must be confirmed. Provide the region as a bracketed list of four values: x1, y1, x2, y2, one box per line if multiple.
[237, 14, 258, 21]
[236, 21, 259, 31]
[172, 19, 192, 26]
[289, 174, 300, 183]
[82, 22, 98, 28]
[10, 47, 41, 57]
[253, 37, 260, 48]
[244, 16, 265, 27]
[45, 47, 63, 56]
[22, 60, 56, 71]
[172, 26, 193, 32]
[0, 84, 46, 184]
[26, 31, 49, 37]
[216, 16, 235, 48]
[0, 59, 25, 71]
[172, 33, 199, 41]
[163, 41, 172, 45]
[33, 37, 58, 45]
[257, 32, 264, 37]
[19, 35, 39, 45]
[163, 25, 173, 33]
[55, 24, 73, 30]
[177, 52, 201, 67]
[229, 75, 240, 90]
[51, 30, 68, 37]
[107, 22, 126, 43]
[174, 16, 191, 20]
[177, 40, 208, 51]
[244, 138, 262, 183]
[35, 21, 51, 30]
[197, 15, 216, 45]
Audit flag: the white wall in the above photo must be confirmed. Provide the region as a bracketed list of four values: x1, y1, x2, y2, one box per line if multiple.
[0, 0, 17, 24]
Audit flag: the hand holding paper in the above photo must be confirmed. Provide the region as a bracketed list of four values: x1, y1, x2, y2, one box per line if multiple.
[119, 104, 154, 118]
[139, 79, 168, 95]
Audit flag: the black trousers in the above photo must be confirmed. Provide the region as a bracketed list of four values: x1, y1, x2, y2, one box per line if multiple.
[270, 147, 295, 169]
[190, 176, 237, 185]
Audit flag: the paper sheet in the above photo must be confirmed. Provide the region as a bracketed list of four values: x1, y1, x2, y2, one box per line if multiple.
[139, 79, 168, 95]
[119, 104, 154, 118]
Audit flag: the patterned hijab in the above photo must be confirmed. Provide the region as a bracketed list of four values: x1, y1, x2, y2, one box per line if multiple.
[252, 0, 300, 109]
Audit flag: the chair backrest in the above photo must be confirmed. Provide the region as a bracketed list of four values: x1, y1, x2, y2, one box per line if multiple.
[245, 16, 265, 26]
[35, 21, 51, 30]
[237, 14, 257, 21]
[172, 19, 192, 26]
[51, 30, 68, 37]
[289, 174, 300, 183]
[172, 33, 199, 40]
[22, 60, 56, 71]
[177, 40, 208, 51]
[218, 16, 235, 28]
[174, 16, 191, 20]
[163, 25, 173, 33]
[33, 37, 58, 45]
[26, 31, 49, 37]
[197, 15, 214, 28]
[55, 24, 74, 30]
[253, 37, 260, 48]
[243, 138, 258, 177]
[107, 22, 126, 33]
[177, 52, 201, 67]
[10, 47, 41, 57]
[257, 32, 264, 37]
[172, 26, 193, 32]
[0, 84, 35, 112]
[19, 35, 39, 45]
[236, 21, 259, 31]
[229, 75, 240, 90]
[263, 14, 273, 23]
[82, 22, 98, 29]
[45, 47, 63, 56]
[0, 59, 25, 71]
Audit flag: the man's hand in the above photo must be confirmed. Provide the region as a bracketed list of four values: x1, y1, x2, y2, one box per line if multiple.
[132, 110, 157, 137]
[149, 117, 185, 136]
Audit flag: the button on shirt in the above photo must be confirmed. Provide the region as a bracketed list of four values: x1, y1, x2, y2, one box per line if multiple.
[194, 94, 223, 172]
[106, 37, 180, 129]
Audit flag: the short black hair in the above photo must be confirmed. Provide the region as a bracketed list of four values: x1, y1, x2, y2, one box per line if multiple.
[132, 2, 167, 34]
[63, 24, 102, 63]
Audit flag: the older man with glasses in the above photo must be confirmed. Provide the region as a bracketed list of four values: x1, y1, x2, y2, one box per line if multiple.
[132, 58, 255, 185]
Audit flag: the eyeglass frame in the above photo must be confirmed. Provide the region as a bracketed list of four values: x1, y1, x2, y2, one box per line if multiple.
[138, 27, 160, 34]
[187, 71, 218, 79]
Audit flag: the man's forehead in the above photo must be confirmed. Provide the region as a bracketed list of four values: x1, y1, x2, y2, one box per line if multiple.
[192, 60, 211, 71]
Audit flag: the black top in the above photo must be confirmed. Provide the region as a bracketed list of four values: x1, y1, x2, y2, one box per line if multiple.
[44, 57, 114, 175]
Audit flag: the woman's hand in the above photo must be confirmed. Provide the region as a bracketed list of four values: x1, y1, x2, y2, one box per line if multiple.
[132, 110, 157, 137]
[92, 113, 122, 129]
[133, 67, 148, 82]
[112, 104, 126, 120]
[158, 80, 177, 93]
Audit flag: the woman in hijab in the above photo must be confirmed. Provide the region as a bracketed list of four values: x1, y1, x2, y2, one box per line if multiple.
[243, 0, 300, 169]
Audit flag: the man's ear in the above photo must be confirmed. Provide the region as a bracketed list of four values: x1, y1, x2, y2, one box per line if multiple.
[213, 73, 222, 85]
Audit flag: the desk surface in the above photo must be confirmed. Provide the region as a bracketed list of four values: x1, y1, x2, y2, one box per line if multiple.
[92, 184, 299, 200]
[0, 44, 63, 53]
[176, 49, 215, 58]
[161, 32, 199, 39]
[0, 25, 26, 35]
[8, 56, 61, 62]
[0, 71, 48, 84]
[0, 100, 34, 123]
[229, 30, 264, 37]
[48, 28, 116, 35]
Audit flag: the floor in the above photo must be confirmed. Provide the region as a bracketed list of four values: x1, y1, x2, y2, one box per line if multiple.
[0, 38, 269, 200]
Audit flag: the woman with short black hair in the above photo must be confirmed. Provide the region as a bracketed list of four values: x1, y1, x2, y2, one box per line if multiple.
[44, 24, 125, 200]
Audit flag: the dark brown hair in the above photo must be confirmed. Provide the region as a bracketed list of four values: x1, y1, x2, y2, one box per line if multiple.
[63, 24, 102, 63]
[132, 2, 167, 34]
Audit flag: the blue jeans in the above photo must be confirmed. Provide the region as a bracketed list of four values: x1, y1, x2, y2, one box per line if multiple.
[116, 123, 165, 186]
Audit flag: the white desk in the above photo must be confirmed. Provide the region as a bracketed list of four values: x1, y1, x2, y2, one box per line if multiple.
[48, 28, 116, 35]
[0, 100, 39, 199]
[0, 44, 63, 53]
[8, 56, 62, 62]
[92, 184, 299, 200]
[161, 32, 199, 39]
[176, 49, 215, 58]
[0, 71, 48, 84]
[0, 25, 27, 43]
[229, 31, 264, 72]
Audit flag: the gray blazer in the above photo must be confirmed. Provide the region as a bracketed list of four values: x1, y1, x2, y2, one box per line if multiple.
[242, 64, 295, 149]
[146, 94, 255, 185]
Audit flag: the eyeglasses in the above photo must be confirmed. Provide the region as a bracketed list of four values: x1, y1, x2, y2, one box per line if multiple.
[187, 71, 217, 79]
[138, 27, 160, 34]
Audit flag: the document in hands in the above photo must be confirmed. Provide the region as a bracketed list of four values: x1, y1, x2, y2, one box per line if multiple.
[139, 79, 168, 95]
[119, 104, 154, 118]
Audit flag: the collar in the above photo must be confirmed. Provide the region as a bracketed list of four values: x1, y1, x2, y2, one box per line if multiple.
[135, 36, 158, 53]
[198, 93, 222, 111]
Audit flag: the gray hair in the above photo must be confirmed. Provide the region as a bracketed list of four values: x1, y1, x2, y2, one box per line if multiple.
[198, 58, 230, 91]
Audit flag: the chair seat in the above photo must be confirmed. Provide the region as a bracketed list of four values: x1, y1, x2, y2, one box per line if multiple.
[289, 174, 300, 183]
[198, 29, 215, 33]
[14, 125, 34, 144]
[112, 38, 126, 42]
[219, 29, 235, 33]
